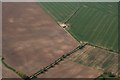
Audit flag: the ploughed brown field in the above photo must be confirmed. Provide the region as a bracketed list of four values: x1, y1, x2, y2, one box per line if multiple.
[2, 2, 102, 78]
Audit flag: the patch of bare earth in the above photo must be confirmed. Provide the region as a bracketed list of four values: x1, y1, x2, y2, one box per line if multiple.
[2, 2, 101, 78]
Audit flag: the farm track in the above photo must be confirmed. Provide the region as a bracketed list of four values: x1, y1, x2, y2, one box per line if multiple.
[2, 2, 119, 79]
[40, 2, 118, 52]
[2, 2, 102, 78]
[39, 3, 119, 76]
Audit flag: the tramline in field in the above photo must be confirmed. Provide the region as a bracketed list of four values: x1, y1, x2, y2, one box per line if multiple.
[39, 2, 118, 52]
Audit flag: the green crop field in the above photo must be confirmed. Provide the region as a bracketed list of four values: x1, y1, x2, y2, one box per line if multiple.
[39, 2, 118, 52]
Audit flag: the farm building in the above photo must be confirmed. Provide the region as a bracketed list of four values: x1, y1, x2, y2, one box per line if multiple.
[2, 2, 119, 79]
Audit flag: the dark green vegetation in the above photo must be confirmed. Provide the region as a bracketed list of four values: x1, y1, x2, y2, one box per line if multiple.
[95, 72, 119, 80]
[71, 45, 118, 76]
[2, 44, 86, 79]
[39, 2, 118, 52]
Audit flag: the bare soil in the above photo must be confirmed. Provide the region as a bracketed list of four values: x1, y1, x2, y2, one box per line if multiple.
[2, 2, 102, 78]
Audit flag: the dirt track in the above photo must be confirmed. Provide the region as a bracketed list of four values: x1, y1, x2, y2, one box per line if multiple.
[2, 2, 102, 78]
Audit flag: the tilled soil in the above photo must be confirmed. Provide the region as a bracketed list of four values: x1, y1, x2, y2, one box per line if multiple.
[2, 2, 102, 78]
